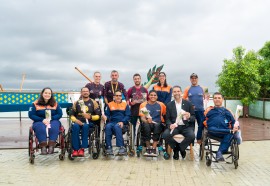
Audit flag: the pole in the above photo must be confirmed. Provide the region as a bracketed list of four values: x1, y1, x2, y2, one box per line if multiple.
[74, 67, 92, 83]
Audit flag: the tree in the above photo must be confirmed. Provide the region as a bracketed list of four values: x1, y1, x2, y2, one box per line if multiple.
[258, 41, 270, 98]
[216, 46, 261, 107]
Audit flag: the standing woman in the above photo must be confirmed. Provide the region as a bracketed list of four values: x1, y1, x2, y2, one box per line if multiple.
[29, 87, 63, 155]
[153, 72, 172, 105]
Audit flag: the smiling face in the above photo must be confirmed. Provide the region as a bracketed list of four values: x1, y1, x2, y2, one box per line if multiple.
[113, 91, 122, 103]
[93, 72, 101, 84]
[42, 88, 52, 103]
[190, 76, 198, 86]
[172, 86, 182, 101]
[111, 72, 119, 83]
[148, 91, 158, 103]
[133, 75, 141, 86]
[81, 87, 90, 98]
[159, 73, 166, 85]
[213, 94, 224, 107]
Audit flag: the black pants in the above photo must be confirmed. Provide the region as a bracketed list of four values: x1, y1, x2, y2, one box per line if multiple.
[163, 126, 195, 152]
[141, 123, 163, 142]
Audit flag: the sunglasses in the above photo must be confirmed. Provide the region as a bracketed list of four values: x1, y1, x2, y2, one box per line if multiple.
[114, 95, 122, 97]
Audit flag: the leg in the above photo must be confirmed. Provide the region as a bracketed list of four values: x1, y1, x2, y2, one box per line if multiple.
[81, 123, 91, 149]
[195, 111, 205, 141]
[105, 122, 114, 148]
[219, 133, 233, 153]
[141, 123, 151, 148]
[152, 123, 163, 149]
[32, 121, 47, 144]
[71, 123, 81, 151]
[113, 124, 124, 147]
[48, 120, 61, 141]
[179, 127, 195, 153]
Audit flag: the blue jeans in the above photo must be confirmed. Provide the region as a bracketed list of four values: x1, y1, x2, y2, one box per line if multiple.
[32, 120, 61, 143]
[71, 122, 93, 150]
[195, 111, 205, 140]
[105, 122, 124, 148]
[208, 128, 233, 153]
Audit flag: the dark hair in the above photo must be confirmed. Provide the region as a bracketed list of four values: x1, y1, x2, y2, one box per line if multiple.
[149, 89, 157, 95]
[114, 90, 122, 95]
[213, 92, 224, 98]
[81, 87, 89, 92]
[37, 87, 56, 107]
[111, 70, 118, 74]
[157, 72, 168, 87]
[172, 85, 182, 92]
[133, 73, 141, 78]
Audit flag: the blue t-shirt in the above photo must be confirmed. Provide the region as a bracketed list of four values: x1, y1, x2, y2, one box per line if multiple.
[146, 102, 162, 123]
[188, 85, 204, 111]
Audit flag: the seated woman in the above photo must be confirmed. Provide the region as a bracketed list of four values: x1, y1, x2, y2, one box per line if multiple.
[28, 87, 63, 155]
[139, 90, 166, 156]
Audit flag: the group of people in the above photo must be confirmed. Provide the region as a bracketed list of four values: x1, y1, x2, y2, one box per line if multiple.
[28, 70, 239, 161]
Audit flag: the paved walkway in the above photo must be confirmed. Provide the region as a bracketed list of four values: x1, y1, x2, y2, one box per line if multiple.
[0, 141, 270, 186]
[0, 118, 270, 185]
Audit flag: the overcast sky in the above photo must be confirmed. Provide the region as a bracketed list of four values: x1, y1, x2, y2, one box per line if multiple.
[1, 0, 269, 92]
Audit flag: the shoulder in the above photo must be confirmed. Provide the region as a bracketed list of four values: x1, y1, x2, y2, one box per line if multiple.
[140, 101, 147, 108]
[204, 106, 215, 116]
[104, 81, 111, 86]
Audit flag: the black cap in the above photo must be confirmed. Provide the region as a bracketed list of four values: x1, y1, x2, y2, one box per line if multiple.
[190, 73, 198, 78]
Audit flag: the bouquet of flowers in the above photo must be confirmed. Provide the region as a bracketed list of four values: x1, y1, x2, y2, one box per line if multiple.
[203, 88, 210, 109]
[45, 110, 51, 137]
[234, 105, 243, 144]
[78, 100, 88, 124]
[176, 109, 186, 125]
[140, 107, 157, 124]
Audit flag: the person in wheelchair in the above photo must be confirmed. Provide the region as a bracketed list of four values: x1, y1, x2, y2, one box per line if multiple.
[102, 90, 131, 155]
[139, 90, 166, 156]
[28, 87, 63, 155]
[70, 87, 101, 157]
[163, 86, 195, 160]
[204, 92, 239, 161]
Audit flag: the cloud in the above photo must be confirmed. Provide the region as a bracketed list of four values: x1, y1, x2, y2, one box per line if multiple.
[1, 0, 270, 92]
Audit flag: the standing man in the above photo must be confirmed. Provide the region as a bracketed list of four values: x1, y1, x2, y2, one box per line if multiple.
[104, 70, 128, 105]
[70, 87, 101, 157]
[183, 73, 205, 144]
[127, 73, 148, 134]
[103, 90, 131, 155]
[85, 71, 104, 137]
[163, 86, 195, 160]
[85, 71, 104, 104]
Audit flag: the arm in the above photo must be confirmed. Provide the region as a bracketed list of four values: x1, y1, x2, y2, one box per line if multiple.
[182, 87, 189, 100]
[165, 87, 172, 104]
[165, 104, 173, 127]
[28, 103, 43, 122]
[51, 104, 63, 120]
[122, 104, 131, 124]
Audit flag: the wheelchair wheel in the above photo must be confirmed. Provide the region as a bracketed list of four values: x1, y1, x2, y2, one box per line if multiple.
[163, 152, 170, 160]
[66, 129, 74, 161]
[231, 139, 239, 169]
[206, 157, 212, 166]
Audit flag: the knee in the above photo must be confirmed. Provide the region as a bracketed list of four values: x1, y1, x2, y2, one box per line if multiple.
[72, 123, 80, 131]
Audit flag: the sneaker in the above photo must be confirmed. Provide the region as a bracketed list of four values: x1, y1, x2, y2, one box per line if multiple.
[151, 148, 157, 156]
[144, 148, 151, 156]
[106, 147, 113, 155]
[216, 151, 225, 161]
[118, 146, 126, 155]
[72, 150, 78, 157]
[173, 149, 179, 160]
[41, 147, 47, 155]
[180, 150, 186, 159]
[78, 149, 84, 157]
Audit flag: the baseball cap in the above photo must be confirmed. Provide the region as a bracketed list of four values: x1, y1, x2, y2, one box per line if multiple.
[190, 73, 198, 78]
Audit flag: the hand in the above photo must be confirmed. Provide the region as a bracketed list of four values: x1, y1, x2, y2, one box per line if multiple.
[43, 119, 50, 125]
[102, 115, 107, 122]
[76, 119, 84, 126]
[118, 122, 124, 128]
[170, 123, 178, 130]
[146, 117, 153, 124]
[183, 112, 190, 120]
[82, 113, 91, 119]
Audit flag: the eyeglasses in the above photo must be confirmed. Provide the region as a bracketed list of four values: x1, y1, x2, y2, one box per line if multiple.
[114, 95, 122, 97]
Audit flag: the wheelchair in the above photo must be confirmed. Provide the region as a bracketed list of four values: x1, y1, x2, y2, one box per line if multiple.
[65, 122, 101, 160]
[28, 125, 66, 164]
[199, 129, 239, 169]
[101, 122, 135, 157]
[135, 123, 170, 159]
